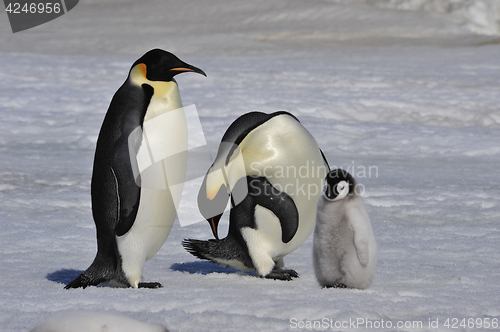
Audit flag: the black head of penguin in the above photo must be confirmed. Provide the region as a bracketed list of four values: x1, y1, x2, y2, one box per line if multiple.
[131, 49, 206, 82]
[323, 168, 355, 201]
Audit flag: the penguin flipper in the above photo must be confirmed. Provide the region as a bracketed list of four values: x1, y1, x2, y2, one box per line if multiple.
[110, 164, 141, 237]
[248, 177, 299, 243]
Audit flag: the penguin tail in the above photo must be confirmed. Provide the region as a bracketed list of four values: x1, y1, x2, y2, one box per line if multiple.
[182, 238, 219, 261]
[182, 237, 254, 271]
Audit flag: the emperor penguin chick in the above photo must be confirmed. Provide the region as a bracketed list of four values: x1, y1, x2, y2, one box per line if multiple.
[313, 169, 378, 289]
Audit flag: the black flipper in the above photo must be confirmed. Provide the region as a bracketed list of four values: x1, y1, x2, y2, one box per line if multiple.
[112, 85, 154, 236]
[245, 176, 299, 243]
[112, 161, 141, 237]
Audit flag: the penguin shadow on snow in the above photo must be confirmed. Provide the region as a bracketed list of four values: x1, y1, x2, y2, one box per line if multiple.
[46, 269, 84, 286]
[48, 263, 248, 286]
[170, 261, 253, 276]
[47, 269, 146, 288]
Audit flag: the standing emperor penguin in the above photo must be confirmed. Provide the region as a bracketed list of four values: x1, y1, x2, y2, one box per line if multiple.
[183, 111, 329, 280]
[313, 169, 378, 289]
[65, 49, 206, 289]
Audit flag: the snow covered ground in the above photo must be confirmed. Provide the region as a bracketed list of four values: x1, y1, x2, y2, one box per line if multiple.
[1, 0, 500, 331]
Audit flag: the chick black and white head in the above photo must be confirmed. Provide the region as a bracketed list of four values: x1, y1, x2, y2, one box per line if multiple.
[323, 168, 356, 201]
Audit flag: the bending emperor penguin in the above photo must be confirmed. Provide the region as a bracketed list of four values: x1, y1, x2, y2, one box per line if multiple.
[183, 111, 329, 280]
[65, 49, 206, 289]
[313, 169, 378, 289]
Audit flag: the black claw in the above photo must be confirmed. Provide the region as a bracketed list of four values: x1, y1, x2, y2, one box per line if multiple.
[323, 283, 347, 289]
[138, 282, 162, 289]
[265, 269, 299, 281]
[64, 274, 98, 289]
[283, 269, 299, 278]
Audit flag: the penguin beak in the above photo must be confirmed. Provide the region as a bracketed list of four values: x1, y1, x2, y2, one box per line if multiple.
[170, 65, 207, 77]
[209, 216, 221, 240]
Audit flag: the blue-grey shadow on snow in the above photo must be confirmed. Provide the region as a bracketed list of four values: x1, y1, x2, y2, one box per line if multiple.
[171, 261, 247, 275]
[46, 269, 83, 285]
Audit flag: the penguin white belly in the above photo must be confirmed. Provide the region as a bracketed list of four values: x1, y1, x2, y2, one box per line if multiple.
[117, 83, 187, 287]
[117, 188, 178, 287]
[240, 205, 285, 276]
[236, 115, 327, 255]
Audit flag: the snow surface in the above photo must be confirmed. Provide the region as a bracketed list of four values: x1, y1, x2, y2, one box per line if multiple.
[1, 0, 500, 331]
[30, 311, 168, 332]
[373, 0, 500, 36]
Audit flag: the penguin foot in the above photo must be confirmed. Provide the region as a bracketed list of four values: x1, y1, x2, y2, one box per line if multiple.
[137, 282, 162, 289]
[64, 273, 105, 289]
[323, 283, 347, 289]
[265, 269, 299, 281]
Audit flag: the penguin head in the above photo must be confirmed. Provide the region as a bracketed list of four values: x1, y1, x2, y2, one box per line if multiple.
[130, 49, 206, 82]
[198, 173, 229, 240]
[323, 169, 355, 202]
[198, 142, 248, 240]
